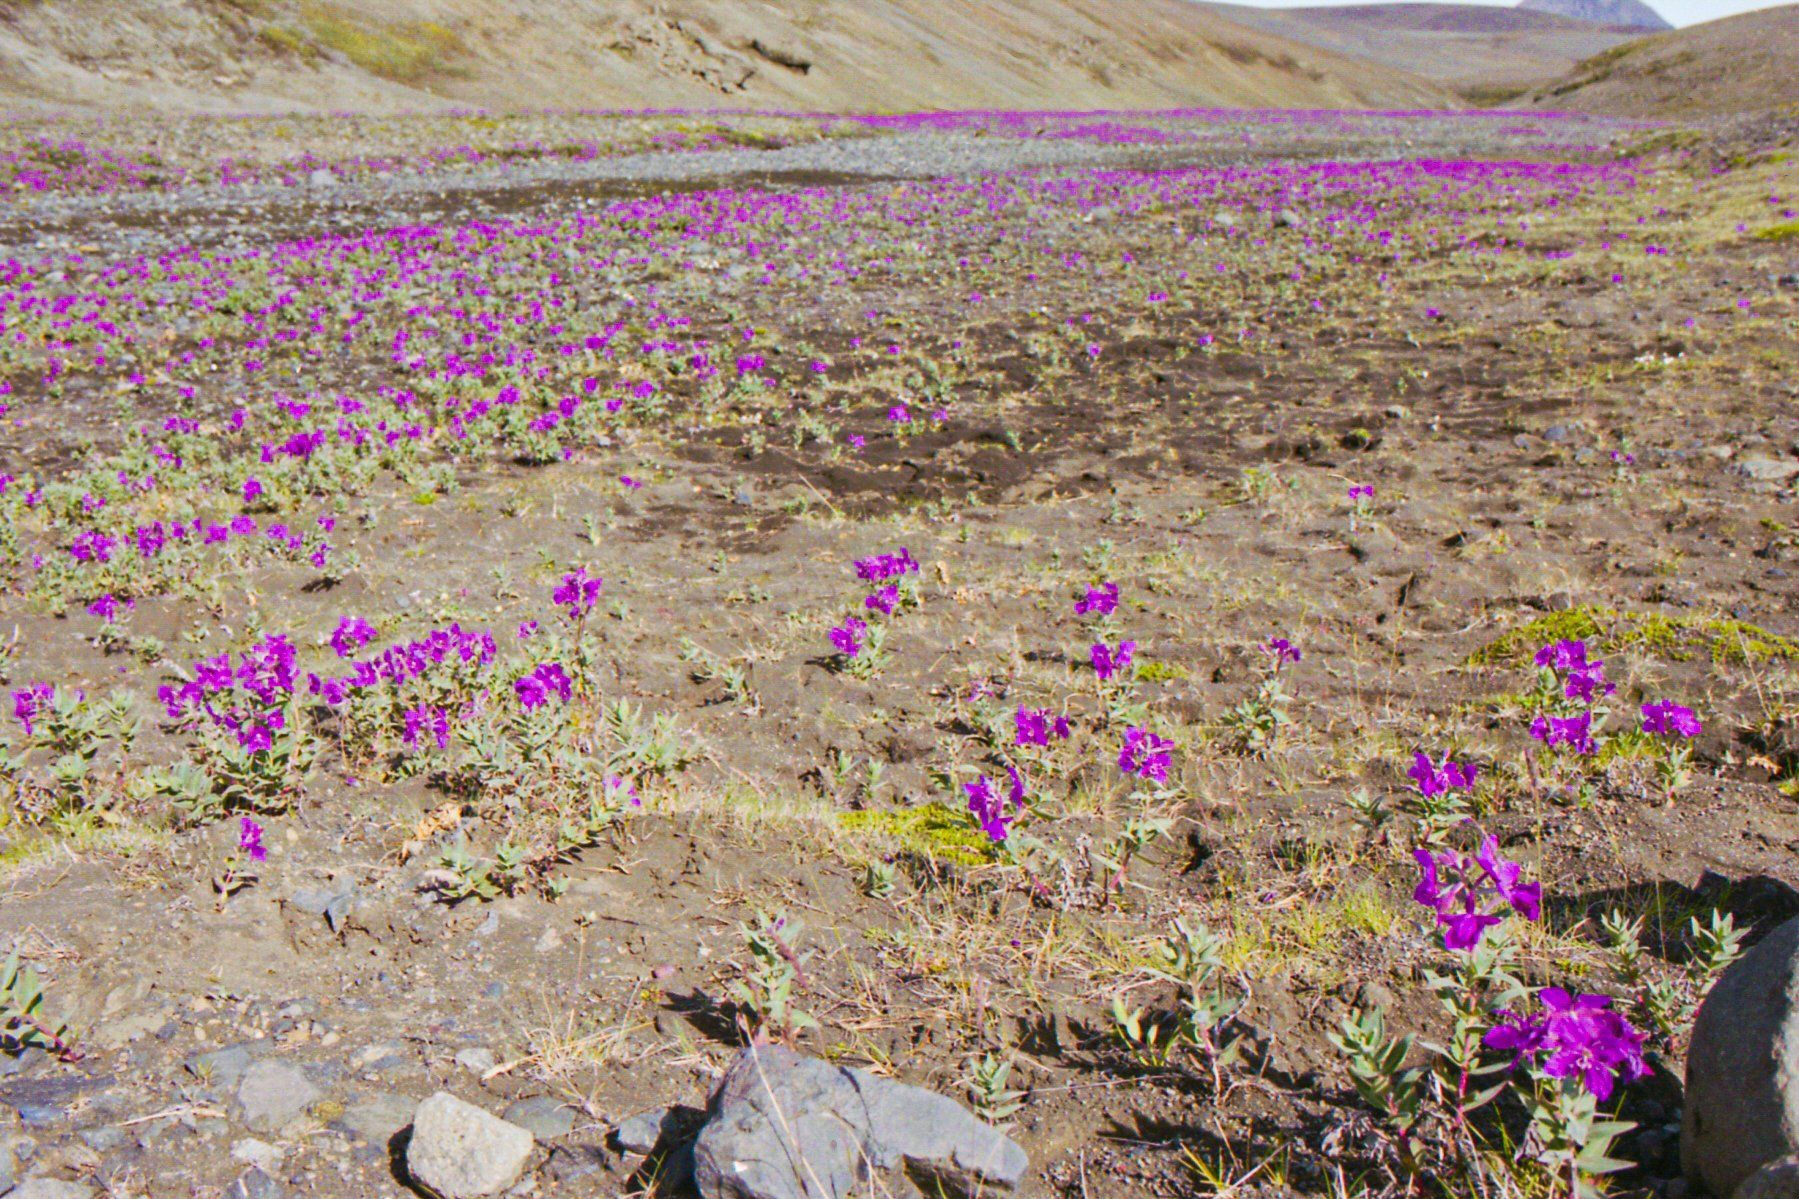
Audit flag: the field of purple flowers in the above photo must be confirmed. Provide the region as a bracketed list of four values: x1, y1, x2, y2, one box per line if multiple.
[0, 105, 1796, 1198]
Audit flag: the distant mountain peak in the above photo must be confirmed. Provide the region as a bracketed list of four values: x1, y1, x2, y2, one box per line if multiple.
[1517, 0, 1673, 31]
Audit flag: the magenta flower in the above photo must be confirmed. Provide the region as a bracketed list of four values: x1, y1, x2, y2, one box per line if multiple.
[1118, 726, 1175, 784]
[829, 616, 867, 659]
[238, 817, 267, 863]
[515, 662, 572, 709]
[1413, 835, 1539, 951]
[854, 549, 919, 583]
[11, 683, 55, 736]
[1090, 639, 1136, 682]
[1347, 484, 1374, 502]
[552, 568, 603, 622]
[1074, 581, 1119, 616]
[242, 477, 264, 504]
[1641, 700, 1701, 738]
[965, 775, 1012, 843]
[330, 616, 378, 659]
[1408, 750, 1478, 798]
[864, 585, 900, 616]
[1014, 706, 1071, 747]
[1485, 988, 1648, 1101]
[1530, 711, 1596, 755]
[1262, 637, 1302, 668]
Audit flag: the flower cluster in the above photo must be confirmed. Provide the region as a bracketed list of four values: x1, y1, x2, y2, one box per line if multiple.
[1408, 750, 1477, 798]
[308, 624, 497, 706]
[1641, 699, 1700, 738]
[1413, 835, 1542, 950]
[1528, 638, 1612, 756]
[1014, 706, 1071, 747]
[1090, 639, 1135, 682]
[1118, 726, 1175, 784]
[854, 548, 919, 583]
[330, 616, 378, 659]
[514, 662, 573, 709]
[1073, 581, 1118, 616]
[159, 634, 300, 752]
[965, 767, 1027, 843]
[829, 616, 867, 659]
[10, 683, 55, 736]
[552, 568, 603, 623]
[1485, 988, 1649, 1101]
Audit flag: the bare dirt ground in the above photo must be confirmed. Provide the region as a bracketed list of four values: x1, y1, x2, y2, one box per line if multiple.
[0, 107, 1796, 1198]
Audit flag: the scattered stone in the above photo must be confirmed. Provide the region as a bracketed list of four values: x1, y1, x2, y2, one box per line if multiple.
[1543, 424, 1571, 443]
[404, 1092, 535, 1199]
[335, 1092, 417, 1145]
[1739, 457, 1799, 483]
[690, 1046, 1027, 1199]
[230, 1138, 283, 1175]
[74, 1127, 125, 1154]
[185, 1042, 264, 1087]
[614, 1106, 681, 1154]
[1684, 914, 1799, 1197]
[226, 1167, 284, 1199]
[453, 1047, 496, 1077]
[543, 1143, 608, 1183]
[235, 1061, 321, 1134]
[287, 881, 357, 931]
[4, 1180, 97, 1199]
[501, 1096, 576, 1140]
[1272, 208, 1300, 227]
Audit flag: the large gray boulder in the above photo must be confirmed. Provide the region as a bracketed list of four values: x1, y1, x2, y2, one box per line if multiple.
[404, 1092, 535, 1198]
[1684, 915, 1799, 1197]
[689, 1046, 1026, 1199]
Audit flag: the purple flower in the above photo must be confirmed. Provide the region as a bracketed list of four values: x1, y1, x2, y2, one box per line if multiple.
[1413, 835, 1539, 951]
[854, 549, 919, 583]
[864, 585, 900, 616]
[1073, 581, 1119, 616]
[515, 662, 572, 709]
[1263, 637, 1302, 667]
[1531, 711, 1597, 755]
[829, 616, 867, 659]
[1090, 639, 1136, 682]
[330, 616, 378, 659]
[553, 568, 603, 622]
[1014, 706, 1071, 746]
[1347, 484, 1374, 502]
[965, 775, 1011, 842]
[242, 477, 263, 504]
[1118, 726, 1175, 784]
[87, 594, 132, 622]
[11, 683, 54, 736]
[1408, 750, 1477, 798]
[403, 705, 451, 750]
[238, 817, 267, 863]
[1485, 988, 1648, 1101]
[1641, 700, 1701, 738]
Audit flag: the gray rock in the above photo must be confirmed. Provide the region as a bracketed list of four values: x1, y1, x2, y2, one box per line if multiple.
[1272, 209, 1300, 228]
[335, 1092, 416, 1144]
[5, 1180, 96, 1199]
[501, 1096, 576, 1140]
[1742, 1156, 1799, 1199]
[1544, 424, 1571, 443]
[185, 1042, 264, 1087]
[235, 1061, 321, 1134]
[452, 1047, 496, 1077]
[691, 1046, 1025, 1199]
[614, 1106, 678, 1154]
[1739, 457, 1799, 483]
[226, 1168, 284, 1199]
[288, 881, 357, 931]
[404, 1092, 534, 1198]
[1684, 915, 1799, 1197]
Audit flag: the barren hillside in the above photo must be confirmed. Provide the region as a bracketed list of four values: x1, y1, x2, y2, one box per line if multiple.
[1526, 4, 1799, 116]
[1198, 1, 1642, 101]
[0, 0, 1454, 114]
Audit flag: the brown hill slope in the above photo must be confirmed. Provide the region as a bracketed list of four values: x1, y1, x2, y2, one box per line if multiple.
[1197, 2, 1642, 100]
[0, 0, 1453, 114]
[1525, 4, 1799, 116]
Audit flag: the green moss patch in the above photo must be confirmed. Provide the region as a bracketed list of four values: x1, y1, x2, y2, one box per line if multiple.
[838, 802, 995, 867]
[1469, 605, 1798, 668]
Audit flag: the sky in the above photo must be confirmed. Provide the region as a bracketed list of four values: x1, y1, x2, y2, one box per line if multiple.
[1227, 0, 1787, 26]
